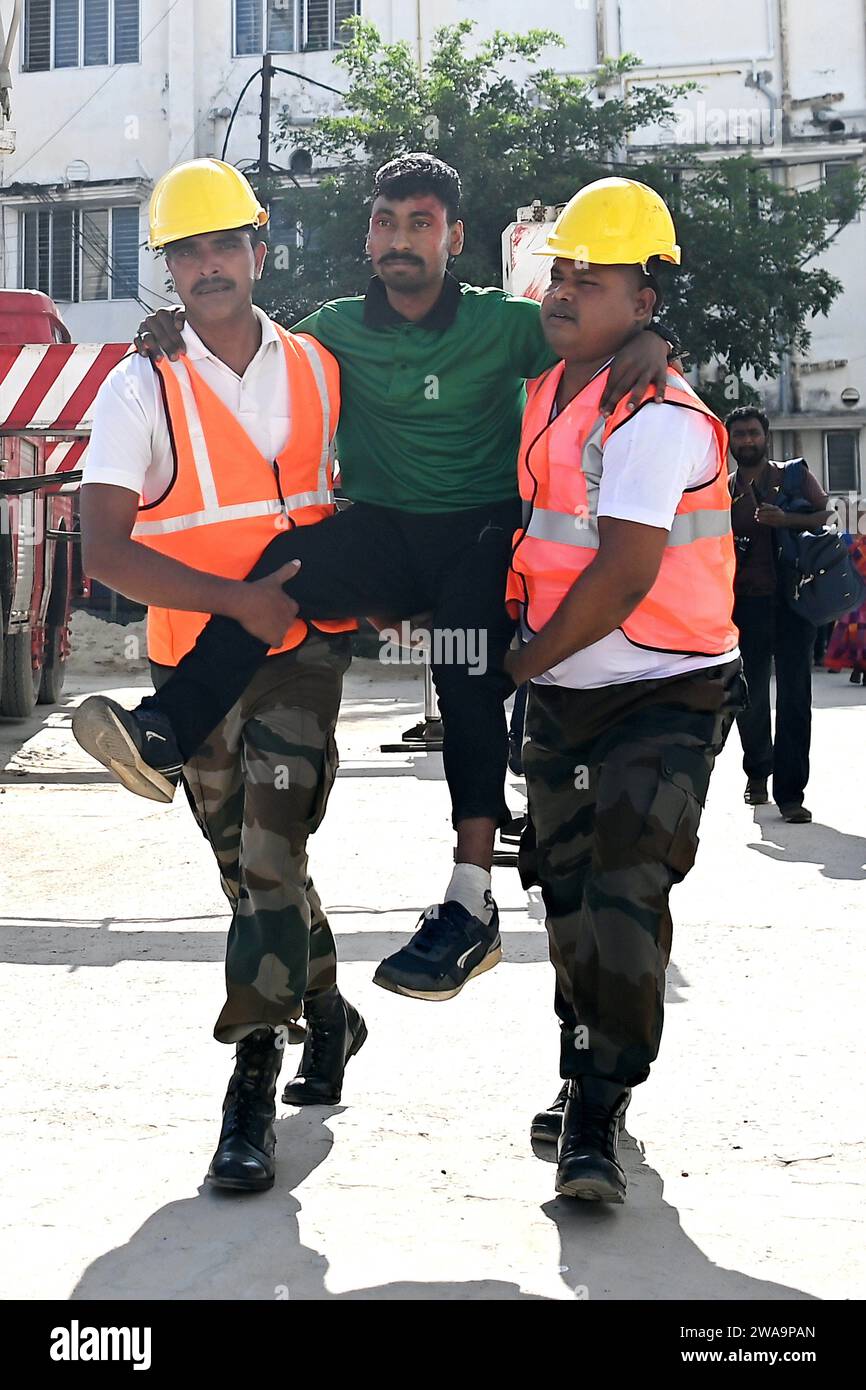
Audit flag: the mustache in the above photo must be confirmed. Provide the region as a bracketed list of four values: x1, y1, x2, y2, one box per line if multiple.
[380, 254, 423, 266]
[195, 279, 235, 295]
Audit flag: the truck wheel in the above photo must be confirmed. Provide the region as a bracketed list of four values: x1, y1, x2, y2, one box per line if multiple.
[37, 625, 67, 704]
[1, 628, 40, 718]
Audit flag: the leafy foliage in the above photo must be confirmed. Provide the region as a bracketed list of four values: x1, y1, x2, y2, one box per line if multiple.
[257, 18, 864, 409]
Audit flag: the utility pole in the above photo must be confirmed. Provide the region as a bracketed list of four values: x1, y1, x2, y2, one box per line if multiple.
[259, 51, 273, 173]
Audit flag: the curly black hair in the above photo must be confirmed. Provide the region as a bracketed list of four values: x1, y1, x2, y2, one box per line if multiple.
[371, 153, 462, 223]
[725, 404, 770, 435]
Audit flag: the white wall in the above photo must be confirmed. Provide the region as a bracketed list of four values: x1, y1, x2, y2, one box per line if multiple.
[0, 0, 406, 339]
[456, 0, 595, 68]
[617, 0, 775, 66]
[787, 0, 866, 112]
[2, 0, 170, 187]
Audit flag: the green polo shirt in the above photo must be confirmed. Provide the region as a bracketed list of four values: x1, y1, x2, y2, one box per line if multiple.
[292, 273, 557, 514]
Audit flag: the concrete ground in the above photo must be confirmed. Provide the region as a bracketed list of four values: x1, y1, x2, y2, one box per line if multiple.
[1, 652, 864, 1302]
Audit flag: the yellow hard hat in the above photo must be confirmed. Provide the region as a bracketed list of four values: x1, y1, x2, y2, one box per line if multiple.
[149, 158, 269, 249]
[536, 177, 680, 268]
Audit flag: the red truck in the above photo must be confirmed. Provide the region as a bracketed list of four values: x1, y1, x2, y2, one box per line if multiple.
[0, 289, 127, 716]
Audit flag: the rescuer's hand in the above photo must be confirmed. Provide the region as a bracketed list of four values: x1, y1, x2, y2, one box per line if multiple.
[134, 307, 187, 362]
[227, 562, 302, 646]
[599, 328, 670, 417]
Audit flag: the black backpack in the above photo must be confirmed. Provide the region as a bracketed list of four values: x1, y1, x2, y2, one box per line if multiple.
[776, 461, 866, 625]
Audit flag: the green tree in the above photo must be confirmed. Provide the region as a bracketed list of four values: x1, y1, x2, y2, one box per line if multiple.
[261, 20, 686, 316]
[259, 19, 863, 413]
[646, 156, 862, 412]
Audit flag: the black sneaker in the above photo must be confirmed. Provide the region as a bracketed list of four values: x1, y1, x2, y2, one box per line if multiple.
[72, 696, 183, 803]
[373, 896, 502, 1001]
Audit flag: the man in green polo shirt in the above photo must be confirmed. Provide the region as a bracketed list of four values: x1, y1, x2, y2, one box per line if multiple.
[74, 154, 670, 1097]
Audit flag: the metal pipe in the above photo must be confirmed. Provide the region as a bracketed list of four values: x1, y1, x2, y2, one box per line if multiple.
[0, 0, 22, 119]
[746, 67, 780, 144]
[594, 0, 606, 66]
[778, 0, 793, 142]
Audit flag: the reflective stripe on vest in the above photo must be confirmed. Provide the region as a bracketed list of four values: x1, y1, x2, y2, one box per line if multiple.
[131, 320, 355, 665]
[524, 503, 733, 549]
[294, 332, 332, 497]
[507, 362, 738, 658]
[132, 491, 334, 537]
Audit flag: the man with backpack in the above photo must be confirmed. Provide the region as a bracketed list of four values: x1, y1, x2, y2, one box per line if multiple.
[726, 406, 831, 822]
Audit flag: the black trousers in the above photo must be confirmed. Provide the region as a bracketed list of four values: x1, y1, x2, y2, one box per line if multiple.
[151, 499, 521, 830]
[733, 593, 815, 806]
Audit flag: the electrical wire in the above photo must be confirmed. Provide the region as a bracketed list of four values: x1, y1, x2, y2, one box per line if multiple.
[6, 0, 185, 180]
[221, 62, 345, 167]
[32, 190, 157, 311]
[26, 188, 162, 314]
[271, 65, 344, 96]
[221, 67, 265, 163]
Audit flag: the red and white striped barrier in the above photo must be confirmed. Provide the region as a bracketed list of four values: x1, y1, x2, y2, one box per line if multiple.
[0, 342, 131, 491]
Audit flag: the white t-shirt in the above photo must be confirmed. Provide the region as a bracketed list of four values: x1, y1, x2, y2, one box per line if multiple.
[529, 400, 739, 688]
[83, 306, 291, 502]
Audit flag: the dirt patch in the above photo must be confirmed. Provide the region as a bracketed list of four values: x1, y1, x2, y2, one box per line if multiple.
[68, 609, 148, 674]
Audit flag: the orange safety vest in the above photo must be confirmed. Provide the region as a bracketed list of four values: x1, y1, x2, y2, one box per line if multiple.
[131, 323, 356, 666]
[506, 361, 738, 658]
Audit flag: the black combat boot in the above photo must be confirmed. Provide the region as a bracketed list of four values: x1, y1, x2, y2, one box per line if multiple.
[206, 1028, 283, 1192]
[530, 1082, 569, 1144]
[281, 988, 367, 1106]
[555, 1077, 631, 1203]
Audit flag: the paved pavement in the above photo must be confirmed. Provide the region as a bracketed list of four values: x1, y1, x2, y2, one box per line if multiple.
[1, 657, 863, 1301]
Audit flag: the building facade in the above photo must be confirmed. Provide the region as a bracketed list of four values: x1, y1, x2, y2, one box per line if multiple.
[1, 0, 863, 507]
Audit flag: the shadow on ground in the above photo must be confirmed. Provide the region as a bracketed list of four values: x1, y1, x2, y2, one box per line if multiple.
[748, 811, 866, 881]
[70, 1111, 814, 1303]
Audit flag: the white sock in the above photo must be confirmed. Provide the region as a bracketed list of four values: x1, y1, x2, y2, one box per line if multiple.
[444, 863, 494, 923]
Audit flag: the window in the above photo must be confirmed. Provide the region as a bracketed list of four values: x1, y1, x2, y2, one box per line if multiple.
[54, 0, 78, 67]
[113, 0, 138, 62]
[824, 161, 861, 223]
[23, 0, 51, 68]
[111, 205, 140, 298]
[20, 205, 140, 301]
[235, 0, 264, 54]
[22, 0, 139, 71]
[83, 0, 109, 66]
[268, 0, 298, 51]
[825, 431, 860, 493]
[80, 209, 109, 299]
[234, 0, 359, 56]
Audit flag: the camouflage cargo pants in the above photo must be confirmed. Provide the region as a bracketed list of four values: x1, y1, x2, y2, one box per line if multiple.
[519, 660, 745, 1087]
[154, 632, 352, 1044]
